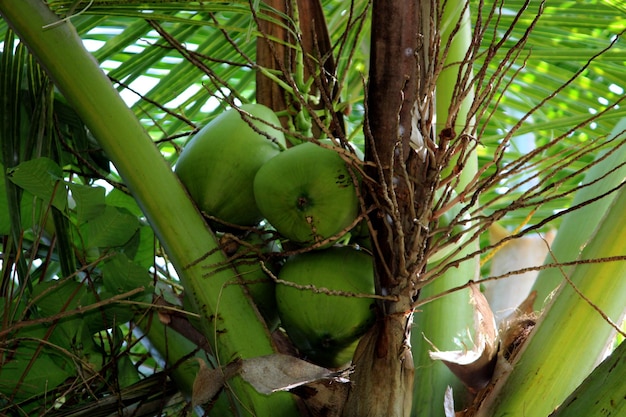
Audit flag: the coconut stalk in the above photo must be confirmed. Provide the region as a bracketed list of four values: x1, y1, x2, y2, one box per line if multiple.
[476, 134, 626, 415]
[0, 2, 300, 415]
[342, 1, 433, 416]
[140, 312, 205, 399]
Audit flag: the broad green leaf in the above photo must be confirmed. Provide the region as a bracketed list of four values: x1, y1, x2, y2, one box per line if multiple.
[69, 183, 106, 225]
[121, 224, 156, 269]
[81, 205, 139, 248]
[0, 325, 74, 401]
[101, 252, 152, 295]
[103, 192, 157, 266]
[85, 291, 136, 331]
[6, 157, 67, 211]
[0, 162, 41, 234]
[114, 354, 141, 388]
[549, 340, 626, 417]
[0, 352, 73, 401]
[84, 295, 138, 332]
[106, 187, 144, 216]
[31, 279, 97, 347]
[32, 279, 96, 316]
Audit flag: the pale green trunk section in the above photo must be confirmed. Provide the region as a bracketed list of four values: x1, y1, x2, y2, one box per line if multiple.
[141, 313, 203, 396]
[0, 1, 299, 415]
[548, 339, 626, 417]
[478, 124, 626, 415]
[532, 118, 626, 303]
[411, 3, 479, 416]
[410, 248, 477, 417]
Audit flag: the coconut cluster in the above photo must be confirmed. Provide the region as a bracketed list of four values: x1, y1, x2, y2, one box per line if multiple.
[175, 104, 375, 368]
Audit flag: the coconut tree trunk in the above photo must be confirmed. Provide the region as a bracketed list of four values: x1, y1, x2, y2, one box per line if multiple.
[342, 1, 437, 416]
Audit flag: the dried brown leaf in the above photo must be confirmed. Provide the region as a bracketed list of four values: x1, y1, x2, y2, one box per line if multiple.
[191, 359, 242, 407]
[292, 379, 350, 417]
[429, 284, 498, 391]
[240, 353, 350, 395]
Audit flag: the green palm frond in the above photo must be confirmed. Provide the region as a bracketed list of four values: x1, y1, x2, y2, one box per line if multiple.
[6, 0, 618, 210]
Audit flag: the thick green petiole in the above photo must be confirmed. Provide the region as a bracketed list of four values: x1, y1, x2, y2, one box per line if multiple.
[478, 128, 626, 415]
[547, 339, 626, 417]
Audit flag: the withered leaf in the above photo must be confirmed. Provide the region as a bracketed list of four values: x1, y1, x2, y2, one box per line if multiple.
[429, 283, 498, 391]
[192, 359, 241, 407]
[240, 353, 350, 395]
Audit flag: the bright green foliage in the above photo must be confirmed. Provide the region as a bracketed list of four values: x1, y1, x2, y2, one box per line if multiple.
[6, 158, 67, 211]
[1, 0, 625, 416]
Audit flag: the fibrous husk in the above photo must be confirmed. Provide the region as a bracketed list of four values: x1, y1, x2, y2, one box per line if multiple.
[342, 314, 415, 417]
[453, 291, 539, 417]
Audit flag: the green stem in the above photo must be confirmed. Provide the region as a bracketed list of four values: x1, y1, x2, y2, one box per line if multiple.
[411, 3, 478, 416]
[0, 2, 298, 414]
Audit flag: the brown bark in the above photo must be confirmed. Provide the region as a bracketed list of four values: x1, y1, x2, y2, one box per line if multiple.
[256, 0, 290, 124]
[343, 315, 415, 417]
[256, 0, 344, 137]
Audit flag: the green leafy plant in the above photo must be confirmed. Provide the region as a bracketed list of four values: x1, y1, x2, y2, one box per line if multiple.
[1, 0, 625, 416]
